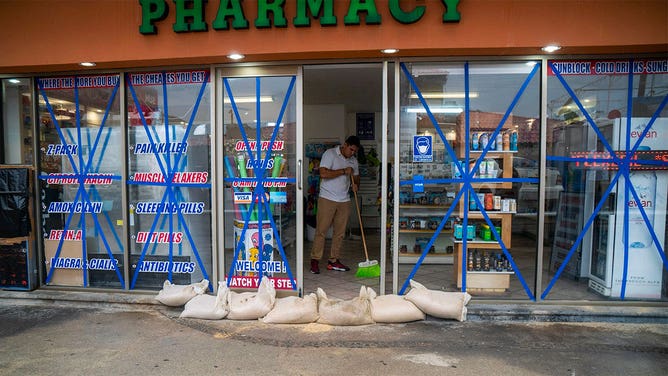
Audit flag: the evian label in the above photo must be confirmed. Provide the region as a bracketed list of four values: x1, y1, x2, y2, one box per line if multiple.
[630, 122, 659, 149]
[627, 172, 656, 248]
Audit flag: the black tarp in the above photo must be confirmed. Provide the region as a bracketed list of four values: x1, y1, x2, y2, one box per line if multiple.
[0, 168, 30, 238]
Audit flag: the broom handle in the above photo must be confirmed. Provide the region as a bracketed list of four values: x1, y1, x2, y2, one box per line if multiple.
[352, 189, 370, 261]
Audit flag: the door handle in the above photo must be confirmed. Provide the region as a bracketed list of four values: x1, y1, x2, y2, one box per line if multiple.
[298, 159, 302, 190]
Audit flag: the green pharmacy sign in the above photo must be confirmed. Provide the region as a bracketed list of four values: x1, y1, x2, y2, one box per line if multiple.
[139, 0, 461, 34]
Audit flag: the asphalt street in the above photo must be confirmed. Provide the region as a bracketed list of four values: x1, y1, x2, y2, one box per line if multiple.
[0, 298, 667, 376]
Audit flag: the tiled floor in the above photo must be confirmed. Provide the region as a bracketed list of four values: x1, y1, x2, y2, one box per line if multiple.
[302, 229, 606, 301]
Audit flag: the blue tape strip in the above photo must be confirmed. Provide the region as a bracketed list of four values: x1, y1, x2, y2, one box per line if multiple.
[549, 62, 616, 156]
[226, 199, 258, 285]
[620, 67, 635, 299]
[223, 78, 256, 162]
[38, 83, 80, 176]
[128, 72, 211, 289]
[543, 59, 668, 299]
[400, 63, 461, 175]
[256, 76, 296, 187]
[170, 188, 211, 288]
[79, 186, 125, 286]
[131, 188, 172, 289]
[89, 185, 124, 251]
[622, 167, 630, 299]
[399, 187, 465, 295]
[45, 188, 82, 284]
[261, 200, 297, 290]
[475, 193, 535, 300]
[126, 78, 169, 179]
[397, 62, 535, 298]
[224, 75, 297, 287]
[541, 170, 623, 299]
[472, 63, 539, 174]
[40, 77, 125, 286]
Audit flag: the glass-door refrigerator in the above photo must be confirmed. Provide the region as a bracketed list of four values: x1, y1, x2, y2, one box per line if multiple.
[588, 117, 667, 299]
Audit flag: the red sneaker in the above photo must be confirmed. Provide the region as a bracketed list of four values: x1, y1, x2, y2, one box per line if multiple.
[310, 259, 320, 274]
[327, 259, 350, 272]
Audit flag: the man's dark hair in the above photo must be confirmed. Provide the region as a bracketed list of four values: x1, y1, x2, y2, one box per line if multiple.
[345, 135, 361, 148]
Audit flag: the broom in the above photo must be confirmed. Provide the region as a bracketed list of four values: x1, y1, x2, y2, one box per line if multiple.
[353, 189, 381, 278]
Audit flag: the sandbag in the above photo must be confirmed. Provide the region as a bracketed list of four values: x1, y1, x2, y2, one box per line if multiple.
[404, 280, 471, 321]
[227, 277, 276, 320]
[155, 279, 209, 307]
[261, 293, 319, 324]
[180, 281, 229, 320]
[367, 287, 425, 323]
[316, 286, 374, 326]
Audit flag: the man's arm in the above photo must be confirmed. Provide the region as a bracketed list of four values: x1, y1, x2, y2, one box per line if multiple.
[318, 166, 351, 179]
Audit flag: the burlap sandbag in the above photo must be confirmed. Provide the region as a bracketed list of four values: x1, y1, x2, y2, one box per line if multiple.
[404, 280, 471, 321]
[180, 281, 229, 320]
[261, 293, 319, 324]
[227, 277, 276, 320]
[155, 279, 209, 307]
[316, 286, 374, 326]
[367, 287, 425, 323]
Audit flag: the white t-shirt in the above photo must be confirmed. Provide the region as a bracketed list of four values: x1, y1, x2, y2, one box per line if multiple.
[318, 145, 359, 203]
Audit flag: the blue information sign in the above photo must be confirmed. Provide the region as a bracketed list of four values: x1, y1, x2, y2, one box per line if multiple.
[413, 135, 433, 162]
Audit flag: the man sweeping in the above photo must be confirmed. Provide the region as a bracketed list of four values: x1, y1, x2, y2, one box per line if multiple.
[309, 136, 360, 274]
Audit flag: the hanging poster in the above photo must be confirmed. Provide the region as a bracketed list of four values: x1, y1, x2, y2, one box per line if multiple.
[356, 113, 375, 140]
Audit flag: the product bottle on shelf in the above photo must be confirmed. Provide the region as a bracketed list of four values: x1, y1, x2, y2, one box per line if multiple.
[510, 131, 518, 151]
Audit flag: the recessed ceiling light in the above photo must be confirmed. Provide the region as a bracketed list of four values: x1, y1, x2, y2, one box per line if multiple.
[227, 53, 245, 60]
[381, 48, 399, 54]
[8, 79, 21, 84]
[541, 45, 561, 53]
[79, 62, 96, 67]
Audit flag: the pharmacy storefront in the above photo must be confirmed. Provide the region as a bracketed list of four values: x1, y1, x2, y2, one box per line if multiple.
[1, 1, 667, 305]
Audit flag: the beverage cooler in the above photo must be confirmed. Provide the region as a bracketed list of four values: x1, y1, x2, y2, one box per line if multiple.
[588, 118, 667, 299]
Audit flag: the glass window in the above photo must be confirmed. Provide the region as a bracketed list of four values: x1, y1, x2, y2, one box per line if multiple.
[221, 75, 298, 293]
[126, 70, 212, 290]
[545, 58, 668, 301]
[396, 61, 540, 300]
[37, 74, 123, 288]
[2, 78, 33, 165]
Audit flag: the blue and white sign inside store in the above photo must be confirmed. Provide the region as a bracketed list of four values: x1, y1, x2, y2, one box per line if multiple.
[413, 135, 433, 162]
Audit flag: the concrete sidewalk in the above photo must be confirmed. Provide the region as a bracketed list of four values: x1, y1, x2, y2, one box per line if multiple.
[1, 292, 667, 376]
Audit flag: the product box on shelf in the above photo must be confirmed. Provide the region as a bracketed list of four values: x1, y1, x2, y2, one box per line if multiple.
[454, 224, 476, 240]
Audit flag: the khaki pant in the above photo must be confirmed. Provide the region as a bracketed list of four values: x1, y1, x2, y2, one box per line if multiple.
[310, 197, 350, 261]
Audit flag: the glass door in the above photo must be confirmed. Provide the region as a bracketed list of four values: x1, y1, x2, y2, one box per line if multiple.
[218, 67, 302, 294]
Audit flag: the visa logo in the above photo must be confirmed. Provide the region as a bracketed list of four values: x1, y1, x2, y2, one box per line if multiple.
[234, 192, 252, 204]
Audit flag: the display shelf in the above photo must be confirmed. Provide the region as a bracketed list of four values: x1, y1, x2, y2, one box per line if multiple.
[453, 245, 515, 291]
[398, 253, 454, 265]
[397, 200, 454, 264]
[400, 229, 453, 234]
[452, 150, 515, 293]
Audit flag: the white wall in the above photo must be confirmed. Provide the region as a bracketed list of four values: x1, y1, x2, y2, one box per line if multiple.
[304, 104, 345, 144]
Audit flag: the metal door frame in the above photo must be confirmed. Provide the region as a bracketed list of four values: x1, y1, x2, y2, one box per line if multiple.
[215, 66, 303, 295]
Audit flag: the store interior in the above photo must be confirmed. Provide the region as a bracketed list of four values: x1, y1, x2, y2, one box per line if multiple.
[300, 63, 607, 301]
